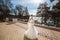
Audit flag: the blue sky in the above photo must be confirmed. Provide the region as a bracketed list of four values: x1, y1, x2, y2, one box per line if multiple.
[11, 0, 58, 15]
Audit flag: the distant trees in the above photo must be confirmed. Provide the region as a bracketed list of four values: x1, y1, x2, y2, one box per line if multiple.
[16, 5, 23, 18]
[15, 5, 29, 21]
[22, 7, 29, 21]
[50, 0, 55, 2]
[51, 0, 60, 27]
[0, 0, 13, 13]
[16, 5, 29, 16]
[37, 2, 49, 24]
[0, 0, 13, 21]
[0, 0, 29, 22]
[23, 7, 29, 16]
[37, 0, 60, 27]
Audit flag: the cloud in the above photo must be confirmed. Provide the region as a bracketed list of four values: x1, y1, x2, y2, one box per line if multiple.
[12, 0, 57, 15]
[28, 9, 37, 15]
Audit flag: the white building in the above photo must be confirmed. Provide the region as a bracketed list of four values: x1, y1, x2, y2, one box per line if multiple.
[33, 14, 44, 24]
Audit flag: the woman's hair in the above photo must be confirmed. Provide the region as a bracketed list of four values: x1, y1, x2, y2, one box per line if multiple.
[30, 15, 33, 17]
[28, 15, 33, 22]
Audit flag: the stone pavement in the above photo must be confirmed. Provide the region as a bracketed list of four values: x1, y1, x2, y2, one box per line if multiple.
[0, 22, 25, 40]
[0, 22, 60, 40]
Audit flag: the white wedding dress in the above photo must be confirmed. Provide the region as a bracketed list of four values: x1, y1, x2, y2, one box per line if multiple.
[24, 17, 38, 39]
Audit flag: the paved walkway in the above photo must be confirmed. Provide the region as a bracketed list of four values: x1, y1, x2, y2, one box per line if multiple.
[0, 22, 60, 40]
[0, 22, 25, 40]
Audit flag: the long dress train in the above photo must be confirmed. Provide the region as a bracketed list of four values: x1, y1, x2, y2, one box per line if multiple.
[24, 22, 38, 40]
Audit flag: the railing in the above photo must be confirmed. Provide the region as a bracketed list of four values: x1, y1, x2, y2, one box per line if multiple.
[19, 21, 60, 31]
[35, 24, 60, 32]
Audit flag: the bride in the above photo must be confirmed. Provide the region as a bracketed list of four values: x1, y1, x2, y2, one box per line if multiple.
[24, 15, 38, 40]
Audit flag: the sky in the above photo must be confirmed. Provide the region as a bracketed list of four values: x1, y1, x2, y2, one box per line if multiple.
[11, 0, 58, 15]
